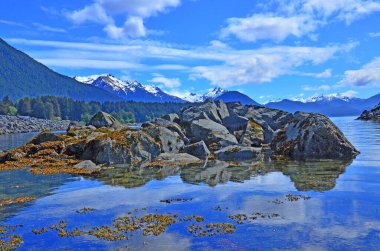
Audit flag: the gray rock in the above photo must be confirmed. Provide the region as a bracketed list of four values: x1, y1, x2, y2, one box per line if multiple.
[30, 131, 63, 145]
[271, 112, 360, 159]
[181, 100, 223, 124]
[357, 103, 380, 121]
[223, 113, 249, 133]
[144, 125, 184, 153]
[182, 141, 210, 159]
[190, 119, 238, 149]
[215, 145, 262, 161]
[151, 118, 187, 139]
[88, 112, 121, 128]
[161, 113, 180, 123]
[239, 121, 264, 147]
[74, 160, 101, 172]
[156, 153, 201, 165]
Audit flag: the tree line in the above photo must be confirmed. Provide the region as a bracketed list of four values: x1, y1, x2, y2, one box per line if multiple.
[0, 96, 194, 123]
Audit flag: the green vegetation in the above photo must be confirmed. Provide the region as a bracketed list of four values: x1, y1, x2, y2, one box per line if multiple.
[0, 38, 122, 102]
[0, 96, 193, 123]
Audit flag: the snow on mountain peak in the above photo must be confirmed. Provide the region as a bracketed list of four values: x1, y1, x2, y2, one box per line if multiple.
[180, 87, 228, 102]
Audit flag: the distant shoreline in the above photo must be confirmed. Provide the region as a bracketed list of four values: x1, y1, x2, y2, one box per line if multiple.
[0, 115, 70, 135]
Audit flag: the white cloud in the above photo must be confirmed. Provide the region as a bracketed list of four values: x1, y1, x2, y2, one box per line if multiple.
[369, 32, 380, 37]
[0, 19, 27, 28]
[66, 0, 181, 39]
[315, 69, 332, 78]
[104, 16, 146, 39]
[149, 74, 181, 88]
[221, 15, 315, 42]
[33, 23, 67, 33]
[303, 85, 333, 91]
[221, 0, 380, 42]
[7, 38, 354, 88]
[339, 57, 380, 86]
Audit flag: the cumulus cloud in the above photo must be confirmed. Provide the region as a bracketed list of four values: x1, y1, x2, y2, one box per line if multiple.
[339, 57, 380, 86]
[149, 74, 181, 88]
[66, 0, 180, 39]
[221, 0, 380, 42]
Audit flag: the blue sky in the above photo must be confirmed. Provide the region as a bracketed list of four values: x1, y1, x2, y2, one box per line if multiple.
[1, 0, 380, 103]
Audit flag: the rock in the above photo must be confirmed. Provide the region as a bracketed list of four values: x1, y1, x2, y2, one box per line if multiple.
[151, 118, 187, 140]
[156, 153, 201, 165]
[182, 141, 210, 159]
[227, 103, 293, 143]
[74, 160, 101, 172]
[0, 115, 69, 135]
[181, 100, 223, 124]
[30, 131, 63, 145]
[214, 100, 230, 121]
[0, 150, 25, 163]
[161, 113, 180, 123]
[223, 113, 249, 133]
[190, 119, 238, 148]
[357, 103, 380, 121]
[65, 140, 87, 158]
[271, 112, 360, 159]
[143, 125, 184, 153]
[239, 121, 264, 147]
[215, 145, 262, 161]
[87, 112, 121, 128]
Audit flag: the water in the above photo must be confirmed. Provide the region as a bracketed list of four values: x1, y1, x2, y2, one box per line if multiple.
[1, 117, 380, 250]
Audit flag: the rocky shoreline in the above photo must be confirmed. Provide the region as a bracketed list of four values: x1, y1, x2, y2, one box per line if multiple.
[0, 100, 360, 175]
[0, 115, 70, 135]
[357, 103, 380, 121]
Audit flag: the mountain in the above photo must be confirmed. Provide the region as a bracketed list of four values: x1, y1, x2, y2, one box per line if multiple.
[0, 38, 122, 102]
[74, 74, 185, 103]
[215, 91, 260, 105]
[181, 87, 260, 105]
[266, 94, 380, 117]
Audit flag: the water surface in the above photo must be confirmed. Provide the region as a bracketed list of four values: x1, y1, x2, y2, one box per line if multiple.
[1, 117, 380, 250]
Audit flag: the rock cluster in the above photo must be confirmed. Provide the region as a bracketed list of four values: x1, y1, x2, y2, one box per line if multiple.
[357, 103, 380, 121]
[0, 101, 360, 174]
[0, 115, 69, 135]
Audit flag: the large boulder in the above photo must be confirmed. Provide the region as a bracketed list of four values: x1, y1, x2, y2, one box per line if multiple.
[143, 125, 184, 153]
[271, 112, 360, 159]
[215, 145, 262, 161]
[161, 113, 180, 123]
[74, 160, 101, 172]
[181, 141, 210, 159]
[156, 153, 201, 166]
[181, 100, 224, 124]
[190, 119, 238, 149]
[88, 112, 121, 128]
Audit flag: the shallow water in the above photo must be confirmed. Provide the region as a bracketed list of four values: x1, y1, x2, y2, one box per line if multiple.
[1, 117, 380, 250]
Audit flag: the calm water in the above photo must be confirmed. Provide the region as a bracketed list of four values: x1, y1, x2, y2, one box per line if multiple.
[1, 117, 380, 250]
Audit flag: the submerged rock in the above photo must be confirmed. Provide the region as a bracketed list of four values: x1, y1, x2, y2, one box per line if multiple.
[87, 112, 121, 128]
[271, 112, 360, 159]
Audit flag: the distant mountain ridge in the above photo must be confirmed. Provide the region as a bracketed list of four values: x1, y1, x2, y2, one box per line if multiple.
[74, 74, 185, 103]
[266, 94, 380, 117]
[0, 38, 122, 102]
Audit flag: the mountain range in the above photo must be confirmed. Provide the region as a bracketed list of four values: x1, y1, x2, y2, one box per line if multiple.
[1, 37, 380, 117]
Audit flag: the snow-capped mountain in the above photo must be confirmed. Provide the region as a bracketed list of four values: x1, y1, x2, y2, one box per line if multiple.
[181, 88, 227, 102]
[180, 87, 260, 105]
[266, 93, 380, 117]
[74, 74, 185, 103]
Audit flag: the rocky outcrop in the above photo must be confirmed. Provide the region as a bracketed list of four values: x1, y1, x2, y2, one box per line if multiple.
[271, 112, 360, 159]
[181, 141, 210, 160]
[87, 112, 121, 128]
[0, 101, 359, 173]
[357, 103, 380, 121]
[74, 160, 101, 172]
[0, 115, 69, 135]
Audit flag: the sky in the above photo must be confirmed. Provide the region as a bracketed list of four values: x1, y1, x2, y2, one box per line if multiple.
[1, 0, 380, 103]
